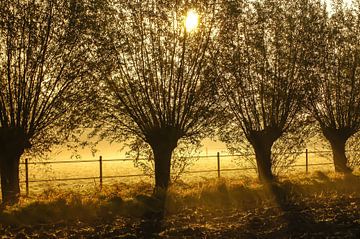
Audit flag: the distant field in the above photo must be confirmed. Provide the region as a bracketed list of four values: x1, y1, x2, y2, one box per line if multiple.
[17, 150, 339, 196]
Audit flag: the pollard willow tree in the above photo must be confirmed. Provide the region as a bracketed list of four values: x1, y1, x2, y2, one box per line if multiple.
[0, 0, 103, 204]
[216, 0, 319, 182]
[100, 0, 218, 191]
[307, 1, 360, 174]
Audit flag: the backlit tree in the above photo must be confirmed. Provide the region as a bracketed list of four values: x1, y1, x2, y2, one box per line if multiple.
[0, 0, 103, 204]
[98, 0, 218, 192]
[216, 0, 320, 182]
[307, 1, 360, 174]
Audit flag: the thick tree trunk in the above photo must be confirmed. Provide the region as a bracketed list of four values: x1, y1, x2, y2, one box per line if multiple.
[146, 129, 178, 194]
[328, 137, 352, 174]
[322, 128, 353, 174]
[0, 152, 21, 204]
[0, 128, 29, 205]
[152, 144, 174, 190]
[248, 130, 279, 183]
[253, 143, 274, 182]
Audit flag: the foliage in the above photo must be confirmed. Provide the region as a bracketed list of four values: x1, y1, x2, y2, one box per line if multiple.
[304, 0, 360, 172]
[94, 0, 219, 143]
[307, 1, 360, 134]
[0, 0, 104, 154]
[214, 0, 318, 179]
[92, 0, 221, 188]
[217, 0, 309, 135]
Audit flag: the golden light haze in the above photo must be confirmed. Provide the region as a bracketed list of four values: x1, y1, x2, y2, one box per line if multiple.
[185, 9, 198, 32]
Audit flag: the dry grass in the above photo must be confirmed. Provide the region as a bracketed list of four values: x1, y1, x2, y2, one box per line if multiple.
[0, 171, 359, 238]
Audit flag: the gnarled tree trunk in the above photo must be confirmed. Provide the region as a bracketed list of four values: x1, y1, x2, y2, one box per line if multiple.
[248, 130, 279, 183]
[322, 128, 353, 174]
[152, 143, 174, 190]
[0, 149, 22, 204]
[253, 142, 274, 182]
[0, 128, 29, 205]
[146, 129, 179, 194]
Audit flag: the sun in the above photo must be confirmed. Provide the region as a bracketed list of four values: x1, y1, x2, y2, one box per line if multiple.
[185, 9, 198, 32]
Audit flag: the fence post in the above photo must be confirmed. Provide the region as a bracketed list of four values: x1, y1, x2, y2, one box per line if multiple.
[217, 152, 220, 178]
[305, 149, 308, 174]
[25, 158, 29, 196]
[99, 156, 103, 190]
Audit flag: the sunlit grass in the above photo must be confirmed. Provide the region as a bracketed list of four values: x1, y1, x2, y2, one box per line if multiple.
[1, 172, 359, 226]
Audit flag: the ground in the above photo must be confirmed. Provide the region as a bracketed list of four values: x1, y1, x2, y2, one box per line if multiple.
[0, 172, 359, 238]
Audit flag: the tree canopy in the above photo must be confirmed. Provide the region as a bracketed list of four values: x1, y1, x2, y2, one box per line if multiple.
[306, 0, 360, 173]
[96, 0, 219, 190]
[215, 0, 319, 181]
[0, 0, 103, 204]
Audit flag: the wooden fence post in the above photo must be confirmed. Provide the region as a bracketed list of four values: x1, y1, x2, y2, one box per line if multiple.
[306, 149, 308, 174]
[99, 156, 103, 190]
[217, 152, 220, 178]
[25, 158, 29, 196]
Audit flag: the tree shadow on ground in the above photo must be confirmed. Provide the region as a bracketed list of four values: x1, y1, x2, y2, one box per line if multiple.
[263, 174, 360, 238]
[265, 182, 317, 236]
[0, 173, 359, 238]
[132, 193, 167, 238]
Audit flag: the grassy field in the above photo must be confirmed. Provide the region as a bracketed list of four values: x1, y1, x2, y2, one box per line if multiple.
[0, 171, 359, 238]
[18, 150, 336, 196]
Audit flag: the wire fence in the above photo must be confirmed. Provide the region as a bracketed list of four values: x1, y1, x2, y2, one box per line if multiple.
[18, 148, 360, 196]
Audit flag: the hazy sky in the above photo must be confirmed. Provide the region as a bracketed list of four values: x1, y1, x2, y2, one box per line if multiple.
[51, 138, 227, 161]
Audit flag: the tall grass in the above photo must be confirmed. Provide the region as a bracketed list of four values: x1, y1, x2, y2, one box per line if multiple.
[1, 172, 359, 226]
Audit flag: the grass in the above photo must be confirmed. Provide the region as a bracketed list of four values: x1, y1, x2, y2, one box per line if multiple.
[0, 171, 359, 238]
